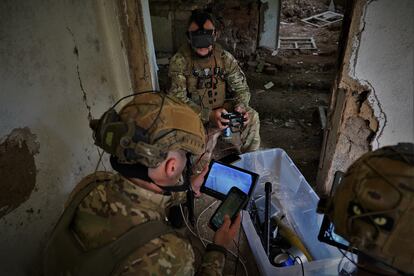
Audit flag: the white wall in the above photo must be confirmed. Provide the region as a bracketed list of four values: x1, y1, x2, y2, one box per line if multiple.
[0, 1, 133, 275]
[349, 0, 414, 149]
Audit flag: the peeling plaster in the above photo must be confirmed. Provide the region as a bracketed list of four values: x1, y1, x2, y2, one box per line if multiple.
[318, 0, 414, 193]
[0, 128, 39, 218]
[359, 80, 387, 148]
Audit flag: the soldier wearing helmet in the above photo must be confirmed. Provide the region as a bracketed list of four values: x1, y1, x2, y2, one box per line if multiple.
[168, 9, 261, 169]
[318, 143, 414, 275]
[44, 92, 241, 276]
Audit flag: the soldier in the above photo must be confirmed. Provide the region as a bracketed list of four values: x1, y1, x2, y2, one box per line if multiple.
[318, 143, 414, 275]
[44, 92, 241, 276]
[168, 10, 260, 169]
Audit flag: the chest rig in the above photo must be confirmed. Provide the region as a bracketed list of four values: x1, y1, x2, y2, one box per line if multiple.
[183, 45, 227, 110]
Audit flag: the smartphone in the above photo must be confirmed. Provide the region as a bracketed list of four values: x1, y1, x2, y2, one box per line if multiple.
[209, 187, 248, 231]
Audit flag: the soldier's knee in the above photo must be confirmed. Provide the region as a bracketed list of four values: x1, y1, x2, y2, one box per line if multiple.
[247, 108, 260, 127]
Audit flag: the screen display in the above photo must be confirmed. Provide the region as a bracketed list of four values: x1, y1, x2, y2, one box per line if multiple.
[211, 190, 246, 228]
[325, 221, 350, 247]
[204, 162, 252, 196]
[318, 215, 355, 253]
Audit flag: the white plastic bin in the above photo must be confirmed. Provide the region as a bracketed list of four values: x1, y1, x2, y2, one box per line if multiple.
[234, 148, 355, 275]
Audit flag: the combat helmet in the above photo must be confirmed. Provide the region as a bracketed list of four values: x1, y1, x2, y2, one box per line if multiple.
[90, 92, 205, 168]
[322, 143, 414, 274]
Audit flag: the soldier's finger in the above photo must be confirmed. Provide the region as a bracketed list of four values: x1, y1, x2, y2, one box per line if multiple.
[199, 165, 209, 178]
[229, 213, 241, 234]
[221, 214, 231, 230]
[217, 120, 228, 130]
[234, 106, 245, 114]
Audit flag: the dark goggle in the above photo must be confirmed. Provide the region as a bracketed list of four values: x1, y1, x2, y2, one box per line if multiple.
[189, 30, 214, 48]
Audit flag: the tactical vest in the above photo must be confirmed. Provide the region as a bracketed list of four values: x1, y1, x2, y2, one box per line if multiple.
[181, 44, 227, 110]
[44, 173, 174, 276]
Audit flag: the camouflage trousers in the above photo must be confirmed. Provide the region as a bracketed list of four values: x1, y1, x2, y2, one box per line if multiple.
[193, 107, 260, 173]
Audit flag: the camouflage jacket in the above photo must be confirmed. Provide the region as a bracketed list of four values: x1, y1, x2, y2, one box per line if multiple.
[70, 172, 225, 275]
[168, 43, 250, 123]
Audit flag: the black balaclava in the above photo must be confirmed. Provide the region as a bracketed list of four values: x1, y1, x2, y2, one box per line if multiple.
[110, 155, 190, 194]
[187, 10, 216, 57]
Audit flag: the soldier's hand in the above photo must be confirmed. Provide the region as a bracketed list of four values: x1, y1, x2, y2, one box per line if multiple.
[190, 165, 208, 197]
[213, 213, 241, 249]
[234, 105, 250, 125]
[210, 108, 229, 130]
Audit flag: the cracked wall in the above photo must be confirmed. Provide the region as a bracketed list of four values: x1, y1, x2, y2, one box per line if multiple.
[0, 1, 133, 275]
[317, 0, 414, 193]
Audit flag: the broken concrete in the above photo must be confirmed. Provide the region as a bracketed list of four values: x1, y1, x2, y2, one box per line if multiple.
[317, 0, 414, 194]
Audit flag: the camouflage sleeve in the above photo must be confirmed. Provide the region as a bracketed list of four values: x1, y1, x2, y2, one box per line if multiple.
[222, 50, 251, 108]
[170, 191, 187, 206]
[115, 233, 196, 276]
[196, 244, 226, 276]
[168, 52, 211, 123]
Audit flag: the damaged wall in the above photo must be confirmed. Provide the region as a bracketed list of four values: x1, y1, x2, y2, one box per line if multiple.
[118, 0, 159, 91]
[149, 0, 259, 59]
[0, 1, 138, 275]
[317, 0, 414, 193]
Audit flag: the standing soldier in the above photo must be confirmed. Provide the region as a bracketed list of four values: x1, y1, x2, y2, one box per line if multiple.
[168, 10, 260, 169]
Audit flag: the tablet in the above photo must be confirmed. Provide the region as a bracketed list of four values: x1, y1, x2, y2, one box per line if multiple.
[200, 160, 259, 200]
[318, 214, 359, 254]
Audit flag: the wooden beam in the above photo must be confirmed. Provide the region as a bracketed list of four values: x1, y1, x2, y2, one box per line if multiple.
[118, 0, 153, 92]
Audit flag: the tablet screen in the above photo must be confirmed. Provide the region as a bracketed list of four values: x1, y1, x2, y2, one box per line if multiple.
[318, 215, 358, 253]
[201, 161, 258, 200]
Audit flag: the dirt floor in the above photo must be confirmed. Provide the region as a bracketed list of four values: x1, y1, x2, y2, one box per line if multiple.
[157, 1, 342, 274]
[246, 20, 342, 187]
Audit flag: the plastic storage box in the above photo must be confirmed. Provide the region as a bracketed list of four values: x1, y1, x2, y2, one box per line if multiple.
[234, 148, 355, 275]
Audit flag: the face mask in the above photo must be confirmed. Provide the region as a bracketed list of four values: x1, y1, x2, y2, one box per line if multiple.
[189, 30, 214, 49]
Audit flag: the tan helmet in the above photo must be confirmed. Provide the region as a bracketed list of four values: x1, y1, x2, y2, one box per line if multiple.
[91, 92, 205, 168]
[327, 143, 414, 273]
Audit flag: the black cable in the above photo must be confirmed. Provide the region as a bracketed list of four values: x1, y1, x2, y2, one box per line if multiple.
[294, 256, 304, 276]
[145, 93, 166, 134]
[110, 90, 160, 110]
[109, 90, 167, 137]
[326, 230, 408, 275]
[337, 251, 346, 275]
[335, 243, 405, 276]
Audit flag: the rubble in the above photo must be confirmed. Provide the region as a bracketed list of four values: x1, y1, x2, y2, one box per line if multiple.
[264, 81, 274, 90]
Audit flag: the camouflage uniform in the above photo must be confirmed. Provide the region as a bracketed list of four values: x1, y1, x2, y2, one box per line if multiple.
[69, 171, 225, 275]
[168, 44, 260, 159]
